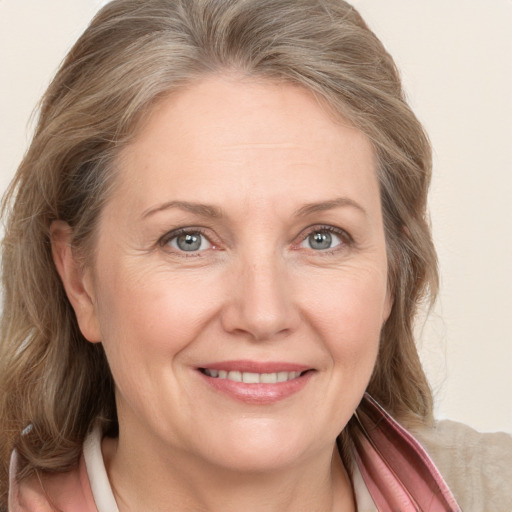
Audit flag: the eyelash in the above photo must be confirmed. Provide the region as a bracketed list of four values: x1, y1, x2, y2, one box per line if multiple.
[158, 227, 214, 255]
[158, 225, 353, 256]
[297, 225, 353, 253]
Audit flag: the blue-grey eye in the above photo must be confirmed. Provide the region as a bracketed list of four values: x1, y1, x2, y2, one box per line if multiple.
[170, 232, 211, 252]
[301, 230, 342, 250]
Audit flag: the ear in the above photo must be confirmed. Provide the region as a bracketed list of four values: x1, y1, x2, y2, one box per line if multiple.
[50, 220, 102, 343]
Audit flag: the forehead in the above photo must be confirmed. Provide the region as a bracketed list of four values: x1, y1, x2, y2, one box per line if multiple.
[113, 75, 379, 216]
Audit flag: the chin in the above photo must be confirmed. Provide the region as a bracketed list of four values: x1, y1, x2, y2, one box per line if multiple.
[193, 420, 327, 474]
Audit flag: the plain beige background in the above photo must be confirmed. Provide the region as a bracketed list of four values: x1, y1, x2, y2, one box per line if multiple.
[1, 0, 511, 434]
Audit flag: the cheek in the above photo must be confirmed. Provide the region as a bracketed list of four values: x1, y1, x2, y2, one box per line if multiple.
[300, 268, 387, 363]
[92, 262, 223, 357]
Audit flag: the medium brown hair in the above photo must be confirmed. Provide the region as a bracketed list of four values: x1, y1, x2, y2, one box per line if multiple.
[0, 0, 437, 502]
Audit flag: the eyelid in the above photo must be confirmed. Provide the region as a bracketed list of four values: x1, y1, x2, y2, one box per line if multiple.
[158, 227, 216, 254]
[157, 224, 353, 255]
[296, 224, 353, 250]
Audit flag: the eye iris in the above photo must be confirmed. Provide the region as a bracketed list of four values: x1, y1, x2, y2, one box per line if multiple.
[309, 231, 332, 250]
[176, 233, 202, 251]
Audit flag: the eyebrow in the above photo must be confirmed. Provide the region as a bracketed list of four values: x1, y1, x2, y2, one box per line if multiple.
[141, 197, 366, 220]
[295, 197, 367, 218]
[141, 201, 224, 219]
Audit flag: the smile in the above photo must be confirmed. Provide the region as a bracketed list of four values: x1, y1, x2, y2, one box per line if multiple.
[200, 369, 306, 384]
[197, 362, 313, 404]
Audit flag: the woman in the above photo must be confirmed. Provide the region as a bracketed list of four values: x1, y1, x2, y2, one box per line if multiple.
[0, 1, 509, 510]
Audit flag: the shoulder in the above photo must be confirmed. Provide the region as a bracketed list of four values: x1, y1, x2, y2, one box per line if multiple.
[9, 452, 97, 512]
[411, 420, 512, 512]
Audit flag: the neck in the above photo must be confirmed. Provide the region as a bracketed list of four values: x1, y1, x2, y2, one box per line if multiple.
[103, 433, 355, 512]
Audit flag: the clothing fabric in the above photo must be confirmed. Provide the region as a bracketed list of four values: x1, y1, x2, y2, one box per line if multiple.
[9, 394, 510, 511]
[351, 395, 460, 511]
[411, 418, 512, 511]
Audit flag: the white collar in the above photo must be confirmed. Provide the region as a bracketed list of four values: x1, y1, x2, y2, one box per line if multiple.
[83, 426, 119, 512]
[351, 461, 378, 511]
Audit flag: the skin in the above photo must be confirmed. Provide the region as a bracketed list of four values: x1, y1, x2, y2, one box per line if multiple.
[52, 75, 392, 511]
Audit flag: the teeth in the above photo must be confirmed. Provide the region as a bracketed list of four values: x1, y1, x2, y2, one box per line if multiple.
[277, 371, 288, 382]
[228, 370, 242, 382]
[260, 373, 277, 384]
[242, 372, 260, 384]
[203, 369, 303, 383]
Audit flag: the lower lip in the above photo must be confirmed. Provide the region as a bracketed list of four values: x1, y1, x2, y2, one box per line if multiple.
[198, 371, 313, 404]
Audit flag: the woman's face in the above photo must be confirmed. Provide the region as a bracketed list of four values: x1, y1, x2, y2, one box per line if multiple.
[74, 76, 392, 472]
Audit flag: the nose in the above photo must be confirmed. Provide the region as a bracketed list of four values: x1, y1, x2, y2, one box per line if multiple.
[220, 256, 300, 342]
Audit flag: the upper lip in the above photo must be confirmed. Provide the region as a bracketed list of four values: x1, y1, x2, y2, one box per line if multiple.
[198, 360, 312, 373]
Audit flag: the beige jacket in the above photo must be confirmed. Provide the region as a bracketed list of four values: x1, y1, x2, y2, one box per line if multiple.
[413, 420, 512, 511]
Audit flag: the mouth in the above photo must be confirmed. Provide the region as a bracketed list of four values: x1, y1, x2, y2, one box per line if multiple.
[197, 362, 314, 404]
[199, 368, 309, 384]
